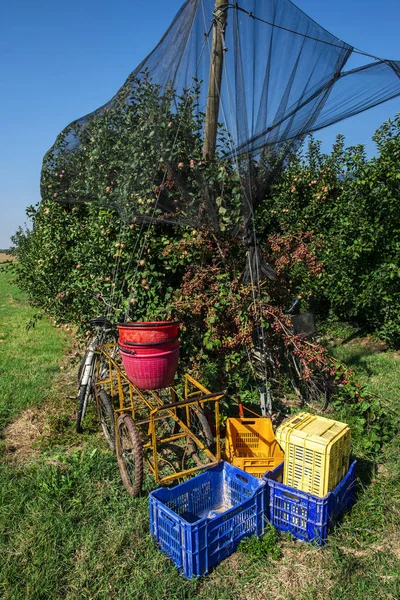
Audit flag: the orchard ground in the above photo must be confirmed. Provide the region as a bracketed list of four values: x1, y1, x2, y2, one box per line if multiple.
[0, 267, 399, 600]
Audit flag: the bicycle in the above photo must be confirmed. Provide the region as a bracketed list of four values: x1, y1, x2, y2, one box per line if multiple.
[76, 316, 118, 435]
[252, 299, 332, 413]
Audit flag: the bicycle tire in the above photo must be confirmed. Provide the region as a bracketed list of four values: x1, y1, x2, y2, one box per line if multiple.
[288, 352, 331, 413]
[76, 329, 117, 433]
[76, 382, 91, 433]
[116, 414, 143, 497]
[322, 377, 331, 411]
[98, 330, 118, 365]
[187, 406, 215, 467]
[78, 328, 117, 383]
[305, 372, 331, 412]
[76, 344, 98, 433]
[99, 389, 115, 451]
[77, 351, 88, 384]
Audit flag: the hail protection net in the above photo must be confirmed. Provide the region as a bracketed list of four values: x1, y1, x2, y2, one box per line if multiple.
[42, 0, 400, 277]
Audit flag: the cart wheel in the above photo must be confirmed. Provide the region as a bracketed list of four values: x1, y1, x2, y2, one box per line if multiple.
[98, 390, 115, 451]
[116, 414, 143, 497]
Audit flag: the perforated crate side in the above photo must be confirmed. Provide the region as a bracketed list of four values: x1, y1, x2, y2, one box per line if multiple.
[205, 488, 265, 568]
[150, 461, 266, 578]
[285, 444, 324, 496]
[277, 413, 351, 496]
[150, 494, 209, 578]
[327, 431, 351, 492]
[231, 456, 283, 479]
[225, 418, 284, 478]
[263, 459, 356, 544]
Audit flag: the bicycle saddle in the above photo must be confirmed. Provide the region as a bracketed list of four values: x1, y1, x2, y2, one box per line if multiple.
[90, 317, 114, 328]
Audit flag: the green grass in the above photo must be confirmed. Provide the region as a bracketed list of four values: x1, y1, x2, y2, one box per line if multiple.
[0, 268, 69, 430]
[330, 338, 400, 403]
[0, 271, 399, 599]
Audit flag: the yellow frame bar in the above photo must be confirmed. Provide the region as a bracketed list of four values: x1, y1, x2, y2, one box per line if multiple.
[94, 344, 224, 485]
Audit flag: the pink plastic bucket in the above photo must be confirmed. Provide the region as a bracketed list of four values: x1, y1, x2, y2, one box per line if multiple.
[119, 345, 180, 389]
[118, 338, 179, 355]
[117, 321, 179, 344]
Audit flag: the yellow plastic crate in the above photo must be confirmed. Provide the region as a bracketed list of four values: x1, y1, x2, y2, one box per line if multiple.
[224, 417, 284, 478]
[275, 412, 351, 497]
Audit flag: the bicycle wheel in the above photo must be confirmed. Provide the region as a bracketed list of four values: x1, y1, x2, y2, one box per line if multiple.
[116, 414, 143, 497]
[76, 329, 117, 434]
[187, 405, 215, 467]
[303, 371, 332, 412]
[76, 346, 97, 433]
[97, 330, 118, 381]
[76, 380, 92, 433]
[99, 389, 115, 451]
[285, 351, 305, 404]
[287, 352, 331, 413]
[77, 351, 88, 384]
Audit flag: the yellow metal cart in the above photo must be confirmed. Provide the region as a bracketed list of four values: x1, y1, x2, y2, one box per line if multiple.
[92, 343, 224, 496]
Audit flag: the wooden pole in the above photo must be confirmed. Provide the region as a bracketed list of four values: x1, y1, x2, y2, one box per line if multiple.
[203, 0, 227, 161]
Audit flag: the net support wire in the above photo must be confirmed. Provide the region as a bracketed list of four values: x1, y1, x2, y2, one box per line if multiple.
[227, 2, 387, 62]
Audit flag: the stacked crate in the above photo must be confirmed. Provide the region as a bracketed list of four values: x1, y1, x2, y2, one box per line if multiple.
[150, 413, 357, 578]
[275, 412, 351, 496]
[264, 412, 355, 544]
[263, 459, 356, 544]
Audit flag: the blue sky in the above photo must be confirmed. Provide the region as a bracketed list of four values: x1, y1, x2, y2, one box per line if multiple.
[1, 0, 399, 248]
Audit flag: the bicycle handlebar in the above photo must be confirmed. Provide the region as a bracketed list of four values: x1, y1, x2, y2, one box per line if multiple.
[285, 298, 301, 314]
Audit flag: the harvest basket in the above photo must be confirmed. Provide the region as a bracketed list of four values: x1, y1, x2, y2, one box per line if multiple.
[224, 417, 284, 478]
[275, 412, 351, 497]
[117, 321, 179, 344]
[119, 345, 179, 389]
[149, 461, 265, 578]
[118, 338, 179, 354]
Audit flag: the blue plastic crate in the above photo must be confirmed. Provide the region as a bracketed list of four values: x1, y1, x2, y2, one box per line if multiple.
[149, 461, 266, 578]
[262, 459, 356, 544]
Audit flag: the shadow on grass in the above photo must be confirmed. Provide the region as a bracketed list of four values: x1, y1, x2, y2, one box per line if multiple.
[340, 327, 367, 345]
[354, 456, 376, 489]
[330, 344, 380, 378]
[45, 365, 61, 374]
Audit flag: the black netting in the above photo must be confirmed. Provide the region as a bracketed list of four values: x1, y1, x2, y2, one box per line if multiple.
[41, 0, 400, 278]
[290, 312, 316, 339]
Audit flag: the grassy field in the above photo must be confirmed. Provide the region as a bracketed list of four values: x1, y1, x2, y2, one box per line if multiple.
[0, 268, 399, 599]
[0, 269, 70, 431]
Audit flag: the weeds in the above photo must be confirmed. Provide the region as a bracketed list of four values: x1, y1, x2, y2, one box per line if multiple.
[239, 524, 281, 560]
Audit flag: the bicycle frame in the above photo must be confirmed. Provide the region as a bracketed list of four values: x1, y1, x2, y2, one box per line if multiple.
[80, 341, 98, 388]
[78, 326, 116, 390]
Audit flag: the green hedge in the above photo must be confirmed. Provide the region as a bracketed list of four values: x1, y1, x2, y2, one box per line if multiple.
[261, 116, 400, 345]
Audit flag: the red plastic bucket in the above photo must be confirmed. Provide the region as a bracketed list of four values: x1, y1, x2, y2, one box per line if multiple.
[118, 338, 179, 355]
[117, 321, 180, 344]
[119, 346, 180, 389]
